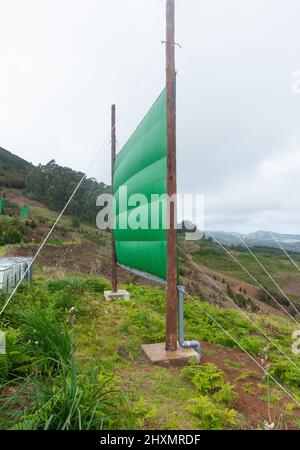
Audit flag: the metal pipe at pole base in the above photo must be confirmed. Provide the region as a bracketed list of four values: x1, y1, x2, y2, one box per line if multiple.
[178, 285, 201, 358]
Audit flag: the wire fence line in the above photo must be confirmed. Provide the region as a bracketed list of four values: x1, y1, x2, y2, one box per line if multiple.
[177, 245, 300, 406]
[251, 173, 300, 275]
[244, 183, 300, 275]
[184, 290, 300, 408]
[75, 172, 101, 227]
[177, 245, 300, 373]
[266, 231, 300, 273]
[240, 172, 300, 290]
[0, 171, 88, 317]
[180, 44, 300, 291]
[0, 43, 164, 317]
[210, 236, 300, 326]
[237, 236, 300, 317]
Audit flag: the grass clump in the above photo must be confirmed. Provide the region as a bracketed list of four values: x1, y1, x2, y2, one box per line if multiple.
[0, 287, 118, 430]
[21, 310, 73, 371]
[9, 362, 115, 430]
[121, 308, 165, 346]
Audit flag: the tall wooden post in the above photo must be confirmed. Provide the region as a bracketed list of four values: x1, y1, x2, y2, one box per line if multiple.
[111, 104, 117, 293]
[165, 0, 178, 351]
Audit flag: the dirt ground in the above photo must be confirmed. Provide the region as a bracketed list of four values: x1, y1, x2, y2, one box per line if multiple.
[201, 342, 300, 429]
[117, 341, 300, 430]
[5, 242, 156, 286]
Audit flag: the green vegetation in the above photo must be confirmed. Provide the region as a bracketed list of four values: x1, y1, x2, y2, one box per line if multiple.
[0, 218, 27, 245]
[0, 278, 298, 430]
[7, 361, 115, 430]
[0, 149, 299, 429]
[186, 396, 238, 429]
[26, 160, 110, 224]
[182, 362, 225, 394]
[190, 239, 300, 308]
[0, 147, 31, 188]
[0, 279, 116, 430]
[182, 362, 238, 428]
[0, 148, 111, 229]
[268, 359, 300, 387]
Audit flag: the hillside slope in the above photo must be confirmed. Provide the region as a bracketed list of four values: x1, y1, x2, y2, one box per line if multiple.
[0, 147, 110, 225]
[0, 278, 299, 430]
[180, 238, 300, 313]
[2, 188, 300, 316]
[0, 191, 299, 429]
[0, 147, 32, 188]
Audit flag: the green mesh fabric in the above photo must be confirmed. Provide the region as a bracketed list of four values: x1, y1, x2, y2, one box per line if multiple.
[114, 89, 167, 279]
[20, 204, 29, 219]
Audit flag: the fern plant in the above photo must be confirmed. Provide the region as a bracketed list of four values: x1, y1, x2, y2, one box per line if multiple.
[182, 362, 224, 394]
[0, 329, 33, 384]
[212, 382, 237, 406]
[187, 395, 238, 429]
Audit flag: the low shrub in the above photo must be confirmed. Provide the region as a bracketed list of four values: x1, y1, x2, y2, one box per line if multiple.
[187, 395, 238, 429]
[83, 278, 110, 293]
[212, 382, 237, 406]
[0, 219, 27, 245]
[268, 359, 300, 387]
[182, 362, 224, 394]
[123, 310, 165, 344]
[48, 238, 63, 245]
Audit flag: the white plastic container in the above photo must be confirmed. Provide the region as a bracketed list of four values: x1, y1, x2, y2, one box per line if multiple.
[0, 257, 33, 291]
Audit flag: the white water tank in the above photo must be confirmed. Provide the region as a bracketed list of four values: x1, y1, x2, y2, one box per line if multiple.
[0, 257, 33, 291]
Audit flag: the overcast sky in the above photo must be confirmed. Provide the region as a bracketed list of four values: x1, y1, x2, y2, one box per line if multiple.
[1, 0, 300, 233]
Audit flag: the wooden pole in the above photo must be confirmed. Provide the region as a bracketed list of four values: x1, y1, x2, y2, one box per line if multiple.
[111, 104, 117, 293]
[165, 0, 178, 351]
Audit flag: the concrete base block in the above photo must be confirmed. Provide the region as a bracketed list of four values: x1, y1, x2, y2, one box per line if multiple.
[141, 342, 200, 367]
[104, 290, 130, 301]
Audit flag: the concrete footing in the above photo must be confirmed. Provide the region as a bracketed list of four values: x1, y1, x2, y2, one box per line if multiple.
[104, 290, 130, 301]
[141, 342, 200, 367]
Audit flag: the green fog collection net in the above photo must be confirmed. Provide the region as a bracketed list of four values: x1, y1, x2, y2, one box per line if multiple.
[113, 89, 167, 279]
[20, 204, 29, 219]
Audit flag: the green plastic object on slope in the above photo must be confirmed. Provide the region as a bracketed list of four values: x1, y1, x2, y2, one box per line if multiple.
[114, 89, 168, 280]
[20, 204, 29, 219]
[0, 199, 3, 215]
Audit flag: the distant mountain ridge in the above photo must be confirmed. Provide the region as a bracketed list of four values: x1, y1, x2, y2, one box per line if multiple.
[207, 230, 300, 253]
